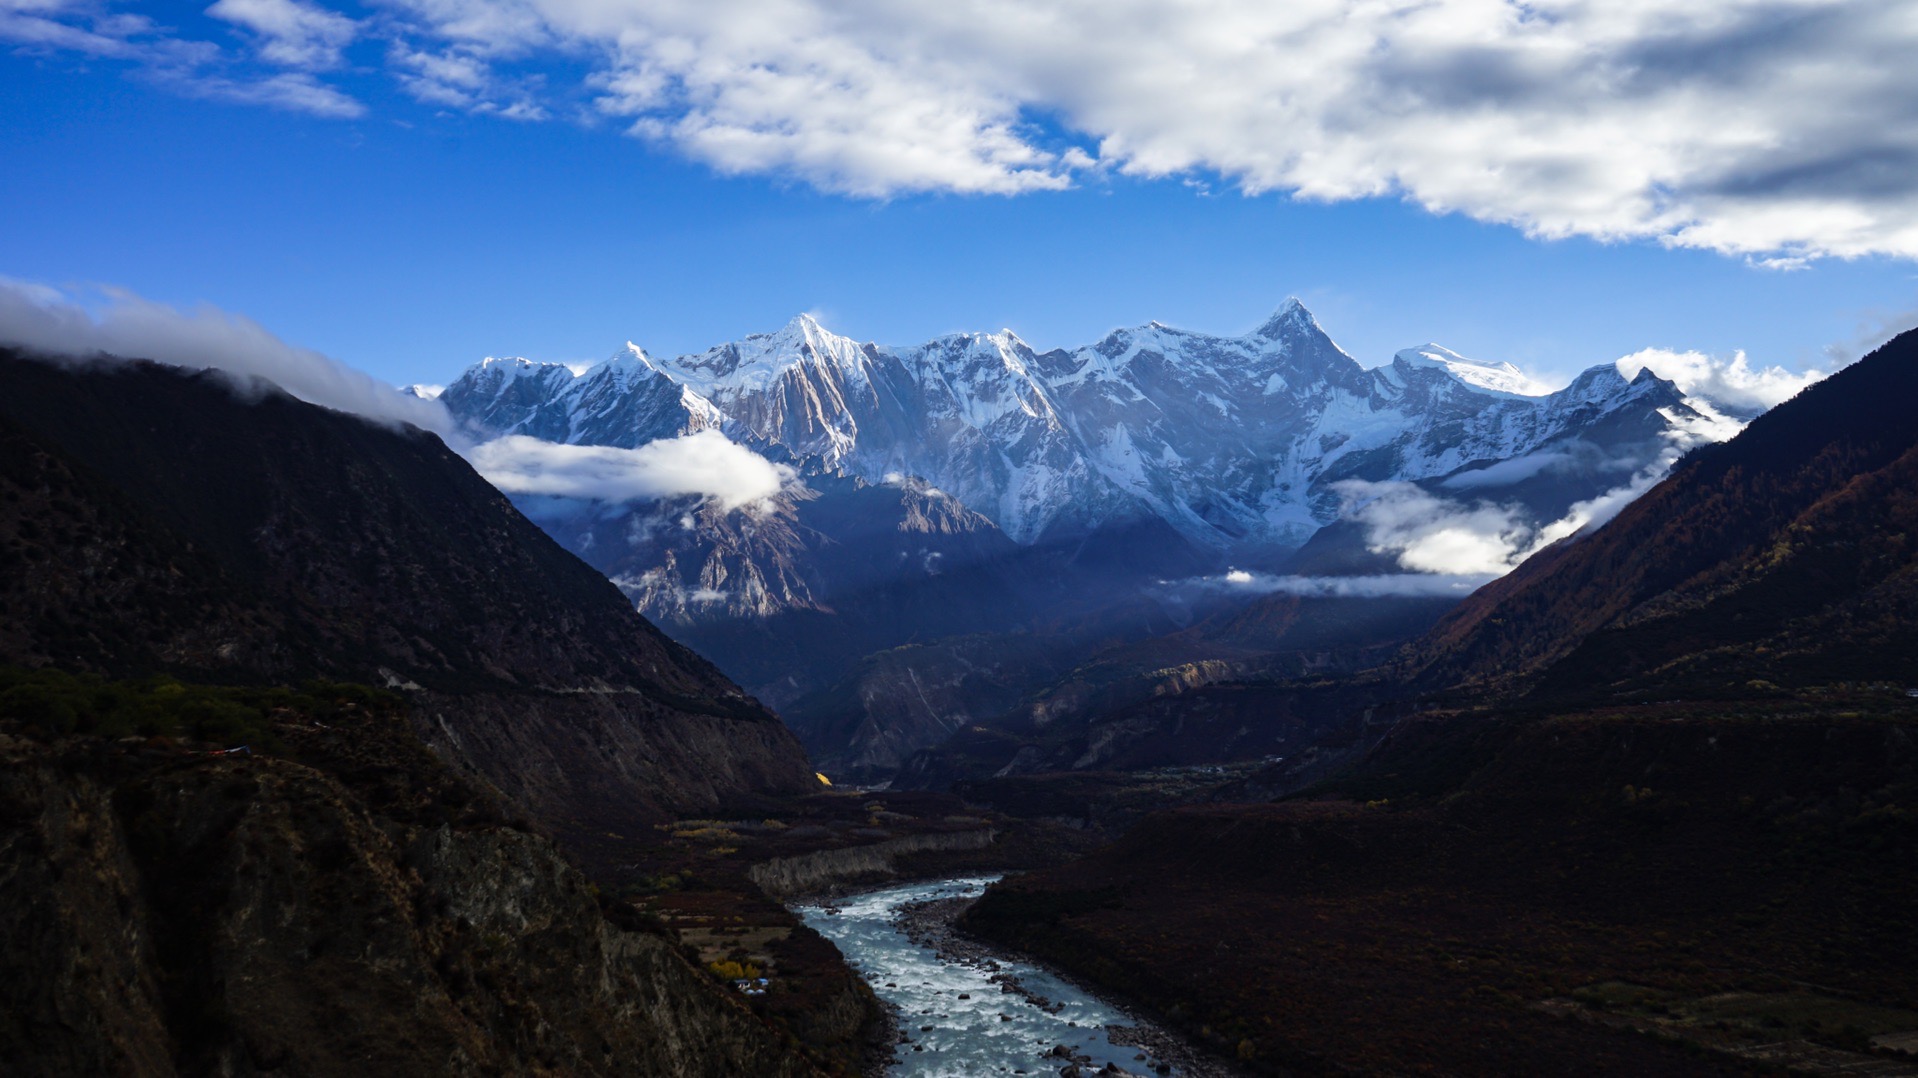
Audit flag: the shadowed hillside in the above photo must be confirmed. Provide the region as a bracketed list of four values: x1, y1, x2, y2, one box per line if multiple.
[965, 327, 1918, 1075]
[0, 349, 901, 1075]
[0, 350, 817, 832]
[1402, 327, 1918, 700]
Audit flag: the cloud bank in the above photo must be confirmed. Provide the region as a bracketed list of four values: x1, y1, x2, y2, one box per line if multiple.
[0, 278, 452, 433]
[466, 431, 795, 512]
[11, 1, 1918, 260]
[1335, 443, 1696, 579]
[1615, 348, 1827, 415]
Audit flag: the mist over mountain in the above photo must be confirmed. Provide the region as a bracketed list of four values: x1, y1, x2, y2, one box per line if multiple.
[1403, 324, 1918, 701]
[438, 302, 1755, 779]
[961, 327, 1918, 1076]
[447, 300, 1726, 558]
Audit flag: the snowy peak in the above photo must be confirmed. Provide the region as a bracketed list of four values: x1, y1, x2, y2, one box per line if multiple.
[1393, 344, 1554, 397]
[474, 355, 574, 381]
[662, 312, 872, 395]
[1252, 297, 1312, 340]
[439, 304, 1738, 551]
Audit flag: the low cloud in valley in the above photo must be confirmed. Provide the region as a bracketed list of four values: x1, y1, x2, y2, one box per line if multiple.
[1204, 570, 1496, 599]
[466, 432, 795, 512]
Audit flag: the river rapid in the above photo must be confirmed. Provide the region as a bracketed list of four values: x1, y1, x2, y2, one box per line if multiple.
[796, 877, 1190, 1077]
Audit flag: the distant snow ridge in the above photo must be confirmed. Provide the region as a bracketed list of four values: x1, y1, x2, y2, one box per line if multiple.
[440, 301, 1710, 550]
[1392, 344, 1555, 398]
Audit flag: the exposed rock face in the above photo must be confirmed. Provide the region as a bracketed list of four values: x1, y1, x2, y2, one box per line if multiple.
[0, 350, 817, 829]
[0, 729, 815, 1077]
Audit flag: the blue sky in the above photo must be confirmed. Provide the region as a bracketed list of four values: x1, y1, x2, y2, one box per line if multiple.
[4, 0, 1917, 390]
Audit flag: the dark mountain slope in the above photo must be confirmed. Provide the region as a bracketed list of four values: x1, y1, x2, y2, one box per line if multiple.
[1403, 327, 1918, 699]
[968, 699, 1918, 1074]
[0, 677, 818, 1077]
[0, 350, 816, 829]
[963, 327, 1918, 1074]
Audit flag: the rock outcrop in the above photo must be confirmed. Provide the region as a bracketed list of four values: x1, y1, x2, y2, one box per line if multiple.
[0, 715, 815, 1076]
[747, 828, 997, 898]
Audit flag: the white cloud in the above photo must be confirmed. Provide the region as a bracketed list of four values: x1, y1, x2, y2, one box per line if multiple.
[1, 0, 363, 117]
[1203, 568, 1494, 598]
[0, 278, 451, 433]
[169, 68, 365, 116]
[368, 0, 1918, 260]
[466, 431, 795, 511]
[1615, 347, 1827, 414]
[1438, 449, 1576, 491]
[389, 43, 546, 117]
[207, 0, 358, 70]
[1334, 448, 1703, 578]
[1334, 481, 1538, 577]
[16, 2, 1918, 260]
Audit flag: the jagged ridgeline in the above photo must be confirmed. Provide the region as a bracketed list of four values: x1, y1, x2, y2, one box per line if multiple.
[439, 303, 1727, 779]
[0, 349, 851, 1075]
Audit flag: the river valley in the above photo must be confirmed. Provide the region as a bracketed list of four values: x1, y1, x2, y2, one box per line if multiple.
[797, 877, 1220, 1078]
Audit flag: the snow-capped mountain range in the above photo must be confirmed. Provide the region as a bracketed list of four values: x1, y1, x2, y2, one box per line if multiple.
[442, 299, 1709, 551]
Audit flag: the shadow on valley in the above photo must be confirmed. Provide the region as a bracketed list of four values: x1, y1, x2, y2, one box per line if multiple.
[952, 328, 1918, 1073]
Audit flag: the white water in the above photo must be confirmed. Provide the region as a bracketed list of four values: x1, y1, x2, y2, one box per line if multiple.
[796, 876, 1177, 1077]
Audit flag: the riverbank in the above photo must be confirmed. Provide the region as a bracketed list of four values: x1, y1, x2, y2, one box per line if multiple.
[894, 892, 1238, 1078]
[802, 877, 1238, 1078]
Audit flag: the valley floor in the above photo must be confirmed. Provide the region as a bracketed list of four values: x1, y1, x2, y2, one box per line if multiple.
[963, 700, 1918, 1076]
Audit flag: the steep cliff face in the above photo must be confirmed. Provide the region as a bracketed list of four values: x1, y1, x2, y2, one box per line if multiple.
[0, 350, 817, 827]
[0, 706, 816, 1077]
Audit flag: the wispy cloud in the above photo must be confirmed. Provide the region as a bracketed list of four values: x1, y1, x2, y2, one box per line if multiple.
[1824, 294, 1918, 367]
[166, 68, 364, 116]
[1333, 435, 1710, 578]
[466, 431, 795, 511]
[1194, 569, 1495, 598]
[206, 0, 358, 70]
[389, 43, 546, 118]
[0, 0, 362, 117]
[0, 278, 449, 432]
